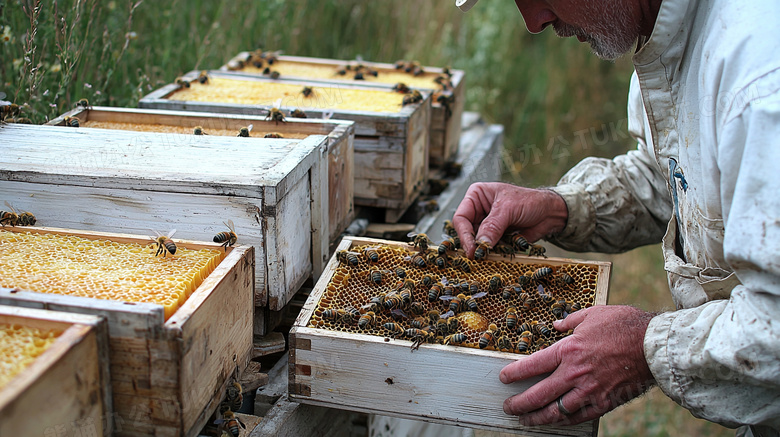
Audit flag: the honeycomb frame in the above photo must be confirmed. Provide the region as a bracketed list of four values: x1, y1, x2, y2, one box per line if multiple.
[304, 237, 610, 356]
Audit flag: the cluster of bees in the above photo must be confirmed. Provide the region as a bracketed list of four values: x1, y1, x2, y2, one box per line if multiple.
[336, 61, 379, 80]
[193, 100, 303, 137]
[0, 102, 32, 124]
[228, 49, 283, 79]
[310, 223, 598, 354]
[0, 201, 36, 227]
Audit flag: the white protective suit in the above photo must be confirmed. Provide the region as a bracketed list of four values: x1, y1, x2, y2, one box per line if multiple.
[548, 0, 780, 433]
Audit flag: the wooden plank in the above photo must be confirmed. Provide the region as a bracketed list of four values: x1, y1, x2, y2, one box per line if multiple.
[0, 307, 109, 437]
[254, 354, 291, 417]
[253, 331, 287, 358]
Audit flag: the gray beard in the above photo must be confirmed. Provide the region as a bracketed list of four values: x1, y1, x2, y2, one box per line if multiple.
[552, 4, 639, 60]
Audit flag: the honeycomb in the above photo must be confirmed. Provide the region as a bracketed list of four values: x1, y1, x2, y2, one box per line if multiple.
[168, 77, 408, 113]
[81, 120, 309, 139]
[308, 243, 599, 355]
[236, 60, 445, 89]
[0, 230, 226, 320]
[0, 323, 62, 390]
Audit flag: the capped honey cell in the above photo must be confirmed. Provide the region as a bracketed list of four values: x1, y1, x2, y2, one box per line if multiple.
[0, 323, 62, 389]
[0, 230, 226, 320]
[309, 242, 599, 355]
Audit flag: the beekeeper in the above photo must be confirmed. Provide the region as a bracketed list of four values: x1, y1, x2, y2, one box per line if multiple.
[453, 0, 780, 435]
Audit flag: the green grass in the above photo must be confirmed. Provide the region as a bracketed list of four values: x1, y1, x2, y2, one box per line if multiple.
[0, 1, 734, 435]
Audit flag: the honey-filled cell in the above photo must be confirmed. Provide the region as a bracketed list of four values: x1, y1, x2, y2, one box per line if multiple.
[309, 242, 602, 355]
[0, 230, 225, 320]
[0, 323, 62, 390]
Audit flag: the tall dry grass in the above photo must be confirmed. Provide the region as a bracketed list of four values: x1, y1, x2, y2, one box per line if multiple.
[0, 1, 734, 435]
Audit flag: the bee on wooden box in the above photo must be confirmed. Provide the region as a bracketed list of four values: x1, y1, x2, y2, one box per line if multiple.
[442, 220, 457, 238]
[392, 82, 411, 94]
[265, 107, 286, 124]
[237, 124, 253, 137]
[264, 133, 284, 138]
[75, 98, 91, 109]
[63, 116, 80, 127]
[474, 240, 491, 261]
[0, 201, 20, 227]
[402, 90, 423, 106]
[213, 220, 238, 251]
[193, 126, 208, 135]
[336, 250, 360, 266]
[290, 109, 308, 118]
[197, 71, 210, 84]
[175, 77, 191, 88]
[301, 86, 314, 98]
[479, 324, 499, 349]
[150, 229, 177, 257]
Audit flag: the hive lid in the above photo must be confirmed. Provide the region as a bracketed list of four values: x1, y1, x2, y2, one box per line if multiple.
[0, 124, 327, 200]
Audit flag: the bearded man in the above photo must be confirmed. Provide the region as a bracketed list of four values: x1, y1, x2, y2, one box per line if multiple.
[453, 1, 780, 435]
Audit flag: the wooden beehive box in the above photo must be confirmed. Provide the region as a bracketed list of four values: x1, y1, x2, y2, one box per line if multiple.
[46, 106, 355, 246]
[220, 53, 465, 167]
[0, 226, 254, 437]
[288, 237, 609, 435]
[139, 70, 432, 223]
[0, 123, 327, 314]
[0, 306, 111, 437]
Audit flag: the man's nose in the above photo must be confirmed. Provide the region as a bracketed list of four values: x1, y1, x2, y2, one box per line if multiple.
[514, 1, 557, 34]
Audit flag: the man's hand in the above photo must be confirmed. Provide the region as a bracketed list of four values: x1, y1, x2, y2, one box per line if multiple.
[452, 182, 568, 258]
[500, 306, 655, 426]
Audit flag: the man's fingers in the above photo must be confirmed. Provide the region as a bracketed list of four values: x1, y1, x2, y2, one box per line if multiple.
[474, 207, 509, 250]
[517, 394, 601, 427]
[553, 306, 589, 332]
[499, 343, 562, 384]
[453, 191, 483, 256]
[503, 370, 574, 416]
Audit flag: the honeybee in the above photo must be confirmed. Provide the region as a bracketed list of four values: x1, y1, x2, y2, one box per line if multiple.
[434, 315, 450, 336]
[0, 103, 21, 120]
[409, 301, 426, 316]
[265, 107, 287, 124]
[443, 220, 457, 238]
[336, 250, 360, 266]
[438, 236, 458, 255]
[493, 242, 516, 260]
[215, 410, 246, 437]
[565, 301, 582, 313]
[175, 77, 191, 88]
[213, 220, 238, 251]
[197, 71, 210, 84]
[518, 292, 536, 311]
[63, 115, 80, 127]
[193, 126, 208, 135]
[442, 283, 456, 297]
[464, 292, 488, 312]
[151, 229, 177, 257]
[528, 244, 547, 258]
[419, 199, 439, 215]
[420, 274, 434, 288]
[290, 109, 308, 118]
[392, 82, 411, 94]
[537, 284, 554, 305]
[488, 275, 503, 294]
[263, 50, 281, 65]
[435, 91, 455, 118]
[466, 280, 480, 295]
[451, 257, 471, 273]
[358, 311, 376, 329]
[264, 133, 284, 138]
[406, 327, 433, 350]
[496, 335, 514, 352]
[402, 90, 423, 106]
[363, 293, 387, 312]
[433, 255, 448, 269]
[427, 282, 443, 302]
[505, 306, 518, 330]
[301, 86, 314, 97]
[398, 286, 414, 306]
[551, 300, 567, 319]
[270, 71, 281, 79]
[394, 267, 406, 279]
[365, 268, 387, 285]
[502, 283, 520, 300]
[443, 333, 466, 345]
[237, 124, 253, 137]
[509, 233, 530, 252]
[409, 254, 427, 268]
[474, 240, 491, 260]
[407, 232, 431, 252]
[479, 324, 499, 349]
[17, 210, 36, 226]
[322, 308, 346, 322]
[532, 321, 551, 337]
[262, 67, 271, 75]
[335, 67, 347, 76]
[354, 72, 365, 80]
[75, 98, 91, 109]
[532, 267, 553, 283]
[383, 322, 404, 338]
[442, 66, 453, 77]
[0, 201, 20, 227]
[382, 292, 405, 311]
[220, 382, 243, 414]
[426, 309, 441, 324]
[393, 60, 406, 70]
[404, 60, 421, 74]
[517, 331, 533, 353]
[518, 322, 532, 335]
[557, 273, 576, 289]
[344, 307, 361, 324]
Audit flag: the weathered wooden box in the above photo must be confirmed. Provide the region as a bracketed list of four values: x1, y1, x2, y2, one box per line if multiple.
[139, 70, 431, 223]
[0, 123, 327, 313]
[0, 226, 254, 437]
[289, 236, 609, 436]
[46, 106, 355, 246]
[220, 53, 465, 167]
[0, 306, 111, 437]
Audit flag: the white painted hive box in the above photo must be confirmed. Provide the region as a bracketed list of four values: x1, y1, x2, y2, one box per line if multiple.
[0, 123, 328, 312]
